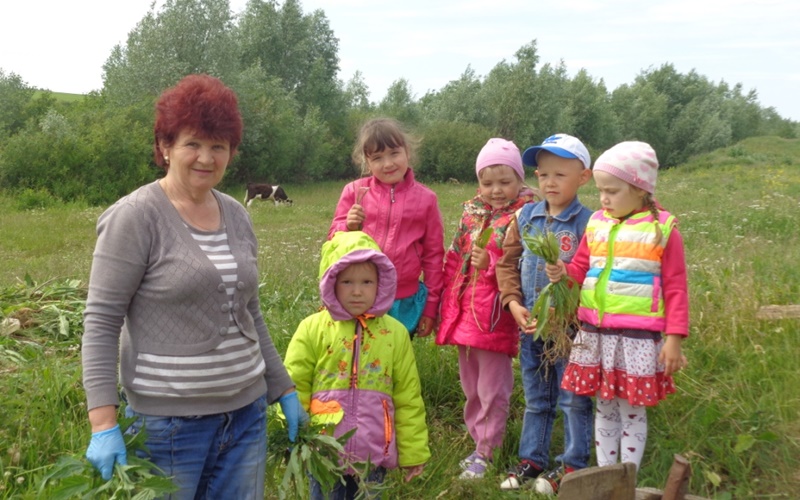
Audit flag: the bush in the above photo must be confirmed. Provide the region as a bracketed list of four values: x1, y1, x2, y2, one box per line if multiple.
[417, 121, 495, 182]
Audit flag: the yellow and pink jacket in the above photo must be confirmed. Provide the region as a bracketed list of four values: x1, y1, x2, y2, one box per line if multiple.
[284, 231, 430, 470]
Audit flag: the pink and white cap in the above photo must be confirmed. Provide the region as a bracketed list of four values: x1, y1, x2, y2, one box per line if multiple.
[593, 141, 659, 194]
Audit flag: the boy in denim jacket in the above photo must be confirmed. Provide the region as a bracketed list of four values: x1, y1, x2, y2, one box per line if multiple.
[496, 134, 594, 495]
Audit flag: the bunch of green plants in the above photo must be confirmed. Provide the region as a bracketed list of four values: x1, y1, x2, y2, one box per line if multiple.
[521, 226, 580, 359]
[267, 416, 357, 500]
[36, 415, 178, 499]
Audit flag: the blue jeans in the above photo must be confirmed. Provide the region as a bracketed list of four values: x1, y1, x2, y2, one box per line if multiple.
[125, 395, 268, 500]
[518, 334, 594, 469]
[310, 466, 386, 500]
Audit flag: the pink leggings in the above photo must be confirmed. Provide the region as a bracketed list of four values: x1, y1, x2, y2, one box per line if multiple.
[458, 346, 514, 459]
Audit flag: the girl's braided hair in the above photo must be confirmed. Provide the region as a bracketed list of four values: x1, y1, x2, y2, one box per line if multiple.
[643, 192, 665, 246]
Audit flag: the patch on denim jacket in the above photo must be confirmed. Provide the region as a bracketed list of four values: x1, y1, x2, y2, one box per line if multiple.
[555, 230, 580, 260]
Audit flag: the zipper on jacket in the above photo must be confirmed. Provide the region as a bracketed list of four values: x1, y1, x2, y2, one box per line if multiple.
[380, 187, 395, 249]
[346, 323, 362, 457]
[382, 399, 392, 456]
[595, 221, 619, 325]
[350, 327, 360, 389]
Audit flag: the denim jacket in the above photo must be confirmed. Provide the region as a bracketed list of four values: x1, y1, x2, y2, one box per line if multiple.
[515, 198, 592, 310]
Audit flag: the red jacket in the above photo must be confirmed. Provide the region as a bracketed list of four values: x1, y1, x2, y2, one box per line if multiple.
[436, 195, 530, 356]
[329, 169, 444, 319]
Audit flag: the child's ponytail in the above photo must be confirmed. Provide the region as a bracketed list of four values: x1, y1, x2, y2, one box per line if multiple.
[644, 193, 664, 245]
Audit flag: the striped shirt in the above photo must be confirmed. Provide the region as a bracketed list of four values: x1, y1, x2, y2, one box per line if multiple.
[129, 224, 266, 398]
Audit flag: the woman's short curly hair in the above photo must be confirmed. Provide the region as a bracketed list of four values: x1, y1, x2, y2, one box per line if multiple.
[153, 74, 243, 168]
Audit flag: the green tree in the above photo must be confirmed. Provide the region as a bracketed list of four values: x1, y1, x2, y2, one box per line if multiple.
[102, 0, 239, 106]
[229, 65, 305, 184]
[419, 66, 490, 126]
[379, 78, 420, 126]
[0, 96, 153, 204]
[238, 0, 342, 119]
[343, 71, 372, 111]
[564, 69, 619, 151]
[0, 70, 56, 140]
[417, 121, 494, 182]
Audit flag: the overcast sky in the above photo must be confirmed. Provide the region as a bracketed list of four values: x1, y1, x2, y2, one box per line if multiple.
[2, 0, 798, 120]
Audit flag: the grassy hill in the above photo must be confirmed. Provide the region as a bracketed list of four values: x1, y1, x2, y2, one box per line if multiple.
[0, 136, 798, 498]
[33, 90, 86, 103]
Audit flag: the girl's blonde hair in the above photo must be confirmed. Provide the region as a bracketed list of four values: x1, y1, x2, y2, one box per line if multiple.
[351, 118, 419, 175]
[643, 192, 665, 246]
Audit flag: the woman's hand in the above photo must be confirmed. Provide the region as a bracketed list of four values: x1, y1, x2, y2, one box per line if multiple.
[470, 246, 489, 271]
[346, 204, 365, 231]
[278, 390, 309, 442]
[86, 406, 126, 481]
[545, 260, 566, 283]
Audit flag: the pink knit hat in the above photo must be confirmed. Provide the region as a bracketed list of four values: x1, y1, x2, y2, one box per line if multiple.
[593, 141, 659, 193]
[475, 138, 524, 181]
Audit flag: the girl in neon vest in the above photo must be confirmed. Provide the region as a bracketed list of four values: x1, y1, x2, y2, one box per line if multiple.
[545, 141, 689, 470]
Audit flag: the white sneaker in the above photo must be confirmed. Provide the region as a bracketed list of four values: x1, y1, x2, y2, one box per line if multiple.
[459, 456, 488, 479]
[458, 451, 480, 470]
[532, 466, 566, 495]
[499, 460, 542, 490]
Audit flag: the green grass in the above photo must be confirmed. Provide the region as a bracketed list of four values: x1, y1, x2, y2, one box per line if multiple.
[33, 90, 86, 103]
[1, 137, 799, 498]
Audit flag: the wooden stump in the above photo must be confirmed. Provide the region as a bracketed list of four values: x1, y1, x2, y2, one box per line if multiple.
[662, 454, 691, 499]
[756, 304, 800, 320]
[558, 462, 637, 499]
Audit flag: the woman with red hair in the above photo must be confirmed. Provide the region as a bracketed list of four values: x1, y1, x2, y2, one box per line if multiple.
[81, 74, 305, 498]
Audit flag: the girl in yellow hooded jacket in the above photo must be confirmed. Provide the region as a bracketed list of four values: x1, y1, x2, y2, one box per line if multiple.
[284, 231, 429, 499]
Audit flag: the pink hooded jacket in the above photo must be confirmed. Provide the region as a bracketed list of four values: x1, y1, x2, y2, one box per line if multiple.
[329, 169, 444, 319]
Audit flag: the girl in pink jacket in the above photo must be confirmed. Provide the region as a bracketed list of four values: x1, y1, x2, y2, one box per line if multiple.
[329, 118, 444, 338]
[436, 138, 537, 479]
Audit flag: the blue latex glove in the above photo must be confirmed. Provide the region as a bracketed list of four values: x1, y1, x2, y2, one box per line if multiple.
[278, 391, 308, 442]
[86, 424, 127, 480]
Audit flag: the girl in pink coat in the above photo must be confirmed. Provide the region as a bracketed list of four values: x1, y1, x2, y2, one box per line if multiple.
[436, 138, 537, 479]
[329, 118, 444, 338]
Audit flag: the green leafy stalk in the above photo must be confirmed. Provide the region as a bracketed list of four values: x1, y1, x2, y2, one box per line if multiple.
[475, 227, 493, 249]
[37, 414, 179, 500]
[521, 227, 581, 359]
[268, 416, 356, 500]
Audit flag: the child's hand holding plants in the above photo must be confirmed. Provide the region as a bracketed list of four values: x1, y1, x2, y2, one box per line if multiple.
[347, 186, 370, 230]
[509, 300, 536, 334]
[521, 228, 580, 359]
[346, 205, 366, 231]
[545, 261, 566, 282]
[470, 246, 489, 271]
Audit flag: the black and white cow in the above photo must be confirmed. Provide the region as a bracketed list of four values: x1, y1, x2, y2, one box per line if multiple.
[243, 183, 293, 207]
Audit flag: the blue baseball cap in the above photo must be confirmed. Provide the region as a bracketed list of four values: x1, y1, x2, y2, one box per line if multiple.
[522, 134, 591, 169]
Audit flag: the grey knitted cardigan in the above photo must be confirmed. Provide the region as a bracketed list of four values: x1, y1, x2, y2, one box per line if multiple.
[82, 181, 293, 416]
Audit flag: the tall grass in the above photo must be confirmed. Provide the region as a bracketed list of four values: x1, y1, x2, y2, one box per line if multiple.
[1, 137, 798, 498]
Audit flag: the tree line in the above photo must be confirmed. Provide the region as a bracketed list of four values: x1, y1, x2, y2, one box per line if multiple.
[1, 0, 797, 205]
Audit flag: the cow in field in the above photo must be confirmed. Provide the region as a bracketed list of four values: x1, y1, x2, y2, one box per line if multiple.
[243, 183, 293, 207]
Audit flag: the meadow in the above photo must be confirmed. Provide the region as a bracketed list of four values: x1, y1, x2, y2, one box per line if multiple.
[0, 136, 798, 499]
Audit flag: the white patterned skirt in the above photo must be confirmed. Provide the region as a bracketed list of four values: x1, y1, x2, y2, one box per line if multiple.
[561, 323, 675, 407]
